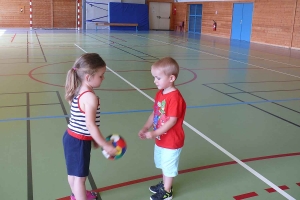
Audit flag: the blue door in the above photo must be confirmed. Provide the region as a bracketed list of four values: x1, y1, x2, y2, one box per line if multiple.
[188, 4, 202, 33]
[241, 3, 253, 41]
[231, 3, 253, 41]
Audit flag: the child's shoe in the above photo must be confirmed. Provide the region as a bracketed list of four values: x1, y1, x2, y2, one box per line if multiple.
[150, 187, 173, 200]
[70, 190, 98, 200]
[149, 181, 164, 193]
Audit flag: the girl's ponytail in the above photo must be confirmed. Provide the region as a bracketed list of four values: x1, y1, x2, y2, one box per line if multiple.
[65, 53, 105, 103]
[65, 68, 80, 103]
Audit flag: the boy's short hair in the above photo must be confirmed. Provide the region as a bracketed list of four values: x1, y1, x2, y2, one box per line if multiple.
[151, 57, 180, 78]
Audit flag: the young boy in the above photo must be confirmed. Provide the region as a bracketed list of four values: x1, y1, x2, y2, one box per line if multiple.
[138, 57, 186, 200]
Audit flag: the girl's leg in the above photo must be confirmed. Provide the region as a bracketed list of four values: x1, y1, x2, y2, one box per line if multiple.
[68, 175, 75, 193]
[73, 176, 87, 200]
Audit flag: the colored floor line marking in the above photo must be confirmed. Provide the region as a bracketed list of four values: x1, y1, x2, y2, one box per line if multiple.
[11, 33, 16, 42]
[233, 192, 258, 200]
[1, 98, 300, 123]
[265, 185, 289, 193]
[234, 183, 296, 199]
[72, 44, 296, 200]
[56, 152, 300, 200]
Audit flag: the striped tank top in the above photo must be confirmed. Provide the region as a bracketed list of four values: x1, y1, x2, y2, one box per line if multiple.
[67, 91, 100, 140]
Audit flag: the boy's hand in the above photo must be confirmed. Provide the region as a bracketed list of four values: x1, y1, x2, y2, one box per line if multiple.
[138, 127, 148, 139]
[145, 131, 155, 139]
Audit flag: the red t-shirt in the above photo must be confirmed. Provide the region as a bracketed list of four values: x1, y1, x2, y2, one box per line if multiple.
[153, 89, 186, 149]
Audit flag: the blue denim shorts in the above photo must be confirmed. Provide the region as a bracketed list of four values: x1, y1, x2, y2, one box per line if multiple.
[154, 144, 182, 177]
[63, 131, 91, 177]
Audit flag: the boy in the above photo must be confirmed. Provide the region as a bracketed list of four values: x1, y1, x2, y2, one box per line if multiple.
[138, 57, 186, 200]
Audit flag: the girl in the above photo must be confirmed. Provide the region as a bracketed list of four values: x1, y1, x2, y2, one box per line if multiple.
[63, 53, 116, 200]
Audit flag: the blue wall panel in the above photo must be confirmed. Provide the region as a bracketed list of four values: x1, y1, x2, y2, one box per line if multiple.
[109, 2, 149, 31]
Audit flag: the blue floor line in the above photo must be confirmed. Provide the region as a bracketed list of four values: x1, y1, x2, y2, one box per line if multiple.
[1, 98, 300, 123]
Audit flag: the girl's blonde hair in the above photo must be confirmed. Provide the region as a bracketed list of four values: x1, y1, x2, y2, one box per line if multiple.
[151, 57, 179, 78]
[65, 53, 106, 102]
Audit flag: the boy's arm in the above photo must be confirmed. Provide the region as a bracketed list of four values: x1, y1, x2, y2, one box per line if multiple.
[139, 111, 154, 139]
[141, 111, 154, 131]
[146, 117, 177, 139]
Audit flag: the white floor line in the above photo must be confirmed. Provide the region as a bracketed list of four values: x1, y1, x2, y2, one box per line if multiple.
[74, 43, 295, 200]
[134, 35, 300, 79]
[150, 33, 300, 68]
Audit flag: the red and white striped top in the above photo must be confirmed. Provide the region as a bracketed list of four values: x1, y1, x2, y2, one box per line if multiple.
[67, 91, 100, 140]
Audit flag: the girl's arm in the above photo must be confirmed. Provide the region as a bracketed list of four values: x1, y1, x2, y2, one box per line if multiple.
[82, 93, 116, 154]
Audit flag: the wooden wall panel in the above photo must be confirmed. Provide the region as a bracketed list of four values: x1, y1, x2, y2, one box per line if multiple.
[173, 3, 188, 31]
[32, 0, 52, 28]
[251, 0, 295, 47]
[53, 0, 76, 28]
[201, 2, 233, 38]
[0, 0, 29, 28]
[0, 0, 77, 29]
[292, 0, 300, 49]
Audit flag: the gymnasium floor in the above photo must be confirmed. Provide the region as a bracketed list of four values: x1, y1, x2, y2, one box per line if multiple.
[0, 28, 300, 200]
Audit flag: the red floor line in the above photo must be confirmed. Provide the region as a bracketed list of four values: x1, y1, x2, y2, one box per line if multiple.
[233, 192, 258, 200]
[11, 33, 16, 42]
[57, 152, 300, 199]
[265, 185, 289, 193]
[296, 182, 300, 186]
[241, 152, 300, 162]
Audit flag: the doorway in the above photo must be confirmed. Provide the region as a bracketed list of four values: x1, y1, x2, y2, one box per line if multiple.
[231, 3, 254, 41]
[188, 4, 202, 33]
[149, 2, 171, 30]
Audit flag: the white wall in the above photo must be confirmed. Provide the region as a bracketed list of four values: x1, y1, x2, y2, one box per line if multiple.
[122, 0, 145, 4]
[86, 0, 121, 29]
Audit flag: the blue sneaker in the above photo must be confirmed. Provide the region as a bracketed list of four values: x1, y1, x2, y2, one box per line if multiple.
[149, 181, 164, 193]
[150, 187, 173, 200]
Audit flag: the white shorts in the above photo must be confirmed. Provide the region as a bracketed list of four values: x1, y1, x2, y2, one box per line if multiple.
[154, 144, 182, 177]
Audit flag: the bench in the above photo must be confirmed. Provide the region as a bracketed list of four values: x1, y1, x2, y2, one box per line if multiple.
[96, 22, 138, 31]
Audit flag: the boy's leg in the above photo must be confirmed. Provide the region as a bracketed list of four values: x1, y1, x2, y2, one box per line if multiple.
[73, 176, 87, 200]
[161, 147, 182, 191]
[163, 175, 173, 193]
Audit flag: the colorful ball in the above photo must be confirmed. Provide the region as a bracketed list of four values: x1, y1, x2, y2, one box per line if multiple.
[102, 134, 127, 160]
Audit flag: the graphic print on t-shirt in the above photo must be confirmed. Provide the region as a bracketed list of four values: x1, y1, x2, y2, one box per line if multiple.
[153, 99, 170, 140]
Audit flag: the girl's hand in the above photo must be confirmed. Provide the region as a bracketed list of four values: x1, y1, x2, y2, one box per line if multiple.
[92, 140, 99, 149]
[102, 141, 117, 156]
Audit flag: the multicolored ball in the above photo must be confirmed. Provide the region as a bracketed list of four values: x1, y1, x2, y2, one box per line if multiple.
[102, 134, 127, 160]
